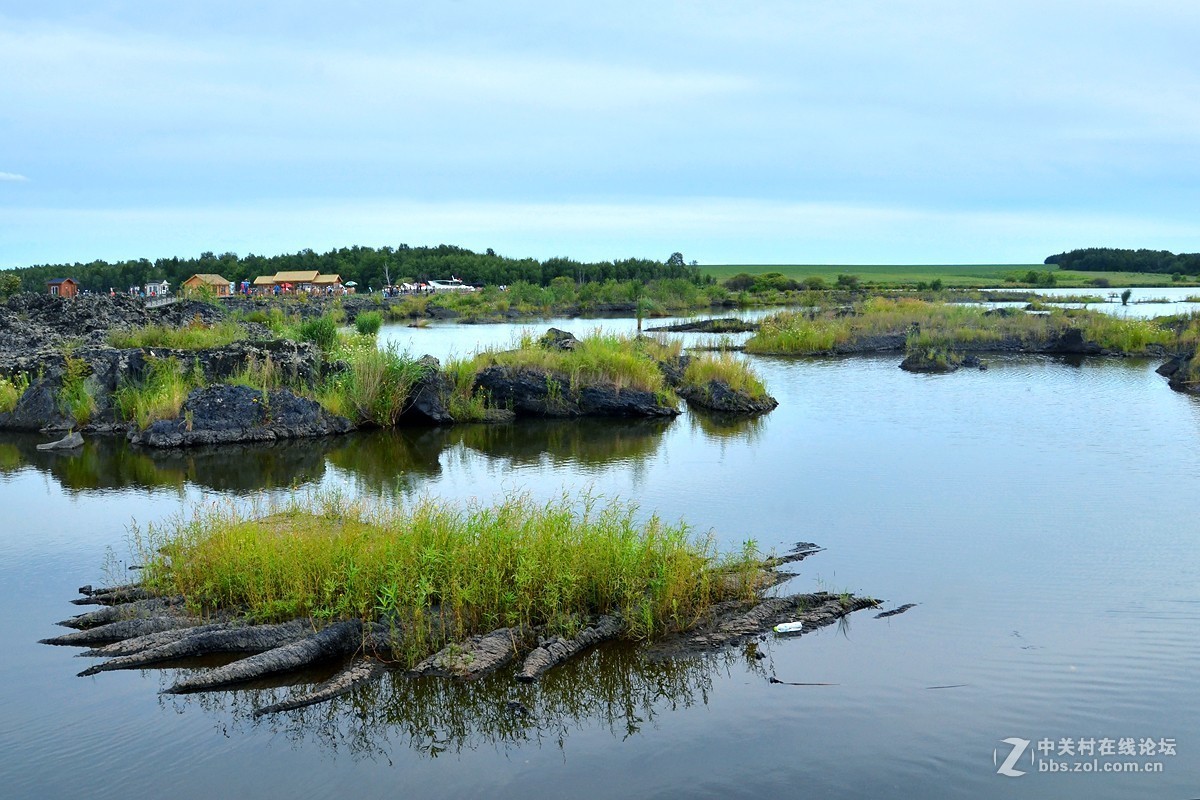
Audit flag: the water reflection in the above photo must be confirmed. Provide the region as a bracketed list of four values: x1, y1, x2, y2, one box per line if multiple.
[450, 418, 672, 468]
[0, 417, 682, 497]
[687, 410, 766, 443]
[324, 430, 447, 493]
[170, 644, 763, 760]
[0, 433, 330, 494]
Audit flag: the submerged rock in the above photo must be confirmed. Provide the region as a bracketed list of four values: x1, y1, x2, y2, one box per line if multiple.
[899, 351, 985, 373]
[36, 431, 84, 450]
[129, 384, 353, 448]
[645, 318, 758, 333]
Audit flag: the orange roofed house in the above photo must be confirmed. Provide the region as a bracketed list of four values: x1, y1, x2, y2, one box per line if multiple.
[46, 278, 79, 298]
[181, 274, 232, 297]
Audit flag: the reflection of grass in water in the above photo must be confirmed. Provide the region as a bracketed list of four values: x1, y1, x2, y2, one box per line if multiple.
[687, 411, 765, 443]
[138, 492, 763, 665]
[0, 443, 20, 471]
[450, 418, 671, 466]
[177, 643, 763, 759]
[58, 441, 187, 493]
[324, 430, 444, 493]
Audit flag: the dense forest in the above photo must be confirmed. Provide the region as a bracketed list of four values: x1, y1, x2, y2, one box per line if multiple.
[0, 244, 704, 294]
[1045, 248, 1200, 274]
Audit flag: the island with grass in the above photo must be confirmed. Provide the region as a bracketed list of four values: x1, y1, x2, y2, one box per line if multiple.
[0, 293, 777, 446]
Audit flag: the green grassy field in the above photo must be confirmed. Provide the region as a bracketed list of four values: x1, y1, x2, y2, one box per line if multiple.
[702, 264, 1193, 288]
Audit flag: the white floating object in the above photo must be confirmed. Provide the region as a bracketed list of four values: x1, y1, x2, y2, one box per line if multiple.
[773, 621, 805, 634]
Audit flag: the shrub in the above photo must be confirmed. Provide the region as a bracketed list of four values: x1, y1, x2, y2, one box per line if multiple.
[354, 311, 383, 336]
[298, 314, 340, 352]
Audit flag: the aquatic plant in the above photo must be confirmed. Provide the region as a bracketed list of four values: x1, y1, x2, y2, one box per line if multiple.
[746, 298, 1174, 356]
[136, 492, 762, 666]
[442, 357, 491, 422]
[472, 331, 676, 397]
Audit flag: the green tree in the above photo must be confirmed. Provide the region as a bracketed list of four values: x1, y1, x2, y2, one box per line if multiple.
[0, 272, 21, 297]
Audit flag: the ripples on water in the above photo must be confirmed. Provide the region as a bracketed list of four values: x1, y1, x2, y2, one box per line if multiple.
[2, 335, 1199, 799]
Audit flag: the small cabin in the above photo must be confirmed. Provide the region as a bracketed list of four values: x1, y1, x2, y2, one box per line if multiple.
[181, 273, 232, 297]
[47, 278, 79, 298]
[143, 280, 170, 298]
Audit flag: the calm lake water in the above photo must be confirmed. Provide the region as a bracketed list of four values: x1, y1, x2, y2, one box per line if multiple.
[3, 317, 1199, 798]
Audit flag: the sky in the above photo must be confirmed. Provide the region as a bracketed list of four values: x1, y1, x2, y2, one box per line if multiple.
[2, 1, 1199, 267]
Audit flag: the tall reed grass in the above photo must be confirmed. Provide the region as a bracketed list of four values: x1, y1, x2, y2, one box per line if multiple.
[108, 319, 246, 349]
[113, 356, 205, 429]
[317, 344, 428, 426]
[682, 352, 770, 400]
[135, 492, 762, 666]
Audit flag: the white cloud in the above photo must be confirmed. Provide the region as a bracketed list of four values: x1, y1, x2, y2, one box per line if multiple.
[0, 172, 28, 182]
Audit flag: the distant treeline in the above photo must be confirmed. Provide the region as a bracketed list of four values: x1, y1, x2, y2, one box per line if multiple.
[2, 244, 704, 293]
[1045, 248, 1200, 274]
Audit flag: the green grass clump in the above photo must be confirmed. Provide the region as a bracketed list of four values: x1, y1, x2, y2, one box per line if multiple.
[136, 492, 762, 666]
[228, 354, 284, 392]
[113, 356, 205, 429]
[354, 310, 383, 336]
[443, 356, 491, 421]
[58, 353, 98, 425]
[1076, 315, 1173, 352]
[108, 319, 246, 349]
[682, 352, 770, 400]
[318, 344, 428, 426]
[298, 314, 340, 352]
[0, 373, 30, 413]
[747, 297, 1174, 356]
[476, 331, 676, 398]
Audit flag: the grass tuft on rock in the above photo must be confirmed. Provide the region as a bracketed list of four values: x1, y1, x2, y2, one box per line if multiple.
[0, 373, 29, 413]
[682, 352, 770, 400]
[473, 331, 678, 398]
[135, 492, 763, 666]
[746, 297, 1174, 355]
[113, 356, 205, 429]
[108, 319, 246, 350]
[317, 343, 428, 426]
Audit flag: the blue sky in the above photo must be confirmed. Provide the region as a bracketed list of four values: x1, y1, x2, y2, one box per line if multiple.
[2, 1, 1198, 267]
